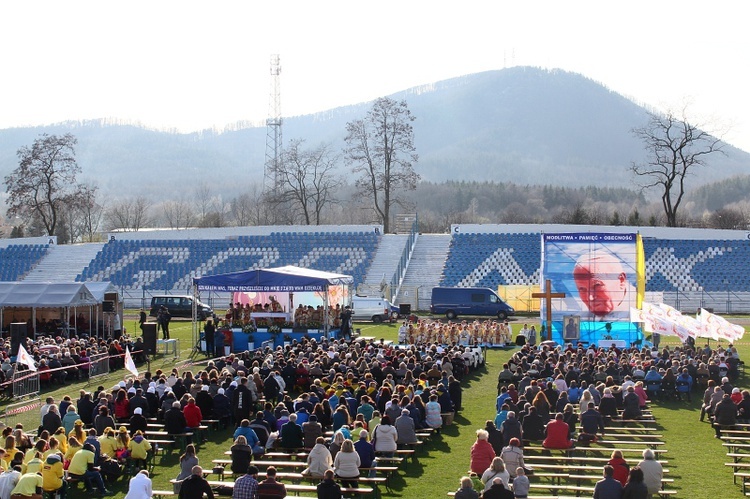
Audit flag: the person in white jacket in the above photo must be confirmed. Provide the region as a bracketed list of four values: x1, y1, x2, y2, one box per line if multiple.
[372, 416, 398, 456]
[303, 437, 333, 478]
[124, 470, 152, 499]
[637, 448, 664, 497]
[333, 439, 361, 490]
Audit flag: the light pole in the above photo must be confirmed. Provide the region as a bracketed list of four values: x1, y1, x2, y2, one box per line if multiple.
[724, 279, 731, 314]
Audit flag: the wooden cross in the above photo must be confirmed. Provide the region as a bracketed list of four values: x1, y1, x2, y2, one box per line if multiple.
[532, 279, 566, 332]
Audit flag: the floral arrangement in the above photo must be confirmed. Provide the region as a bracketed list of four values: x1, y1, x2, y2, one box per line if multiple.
[268, 324, 282, 334]
[242, 323, 257, 334]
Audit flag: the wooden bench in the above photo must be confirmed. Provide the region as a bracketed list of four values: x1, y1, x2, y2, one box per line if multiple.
[440, 412, 455, 426]
[727, 453, 750, 462]
[152, 491, 175, 499]
[568, 474, 674, 486]
[592, 433, 665, 440]
[300, 475, 387, 497]
[529, 483, 597, 495]
[376, 448, 415, 467]
[723, 442, 750, 453]
[202, 479, 374, 497]
[212, 459, 307, 470]
[201, 419, 221, 430]
[576, 426, 660, 433]
[529, 462, 670, 474]
[524, 445, 667, 455]
[595, 439, 666, 448]
[730, 470, 750, 486]
[525, 455, 668, 465]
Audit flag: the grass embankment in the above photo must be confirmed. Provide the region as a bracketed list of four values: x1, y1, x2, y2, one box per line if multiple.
[2, 317, 750, 497]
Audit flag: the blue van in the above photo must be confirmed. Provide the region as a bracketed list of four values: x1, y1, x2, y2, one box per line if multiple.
[430, 287, 515, 320]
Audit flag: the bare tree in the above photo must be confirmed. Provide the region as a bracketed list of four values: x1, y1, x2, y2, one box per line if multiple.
[131, 197, 152, 230]
[268, 139, 341, 225]
[709, 207, 746, 229]
[4, 133, 87, 237]
[77, 183, 105, 242]
[230, 192, 256, 227]
[162, 199, 195, 229]
[345, 97, 419, 233]
[57, 183, 103, 243]
[631, 107, 725, 227]
[105, 197, 151, 231]
[194, 185, 229, 227]
[194, 184, 214, 227]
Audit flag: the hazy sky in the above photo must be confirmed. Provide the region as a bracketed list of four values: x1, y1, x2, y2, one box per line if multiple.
[1, 1, 748, 150]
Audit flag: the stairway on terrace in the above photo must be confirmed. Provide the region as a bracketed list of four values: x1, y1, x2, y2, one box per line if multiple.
[396, 234, 452, 312]
[359, 234, 410, 297]
[22, 243, 105, 282]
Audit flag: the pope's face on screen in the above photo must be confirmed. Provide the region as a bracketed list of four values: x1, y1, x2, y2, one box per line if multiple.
[573, 256, 627, 316]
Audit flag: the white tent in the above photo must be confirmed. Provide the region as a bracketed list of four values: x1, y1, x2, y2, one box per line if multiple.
[0, 282, 103, 336]
[0, 282, 98, 307]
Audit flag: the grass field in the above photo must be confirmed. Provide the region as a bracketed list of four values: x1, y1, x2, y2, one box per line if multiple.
[2, 316, 748, 498]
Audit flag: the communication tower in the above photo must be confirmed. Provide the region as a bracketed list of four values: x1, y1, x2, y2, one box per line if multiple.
[264, 54, 282, 192]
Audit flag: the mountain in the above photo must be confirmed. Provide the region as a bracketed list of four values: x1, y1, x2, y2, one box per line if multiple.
[0, 66, 748, 199]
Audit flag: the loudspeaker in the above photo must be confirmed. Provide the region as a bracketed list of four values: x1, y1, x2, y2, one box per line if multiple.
[102, 300, 115, 313]
[141, 323, 157, 354]
[399, 303, 411, 315]
[10, 322, 27, 357]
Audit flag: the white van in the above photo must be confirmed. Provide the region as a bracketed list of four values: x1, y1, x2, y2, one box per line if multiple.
[351, 296, 394, 323]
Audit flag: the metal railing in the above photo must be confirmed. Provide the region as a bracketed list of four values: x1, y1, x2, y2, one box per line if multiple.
[389, 215, 419, 303]
[11, 369, 39, 399]
[89, 352, 110, 379]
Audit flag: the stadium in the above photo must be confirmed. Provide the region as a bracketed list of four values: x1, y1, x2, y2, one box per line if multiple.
[3, 222, 750, 316]
[1, 222, 748, 498]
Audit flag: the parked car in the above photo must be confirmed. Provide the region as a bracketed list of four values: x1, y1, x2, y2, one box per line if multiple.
[351, 296, 394, 323]
[149, 295, 213, 320]
[430, 287, 514, 320]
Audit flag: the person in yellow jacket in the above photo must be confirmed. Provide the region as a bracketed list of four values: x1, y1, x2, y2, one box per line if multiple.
[65, 436, 83, 463]
[23, 453, 44, 475]
[44, 437, 64, 460]
[2, 435, 16, 470]
[42, 453, 67, 499]
[24, 440, 47, 466]
[10, 470, 43, 497]
[54, 428, 69, 455]
[98, 428, 122, 459]
[127, 431, 151, 470]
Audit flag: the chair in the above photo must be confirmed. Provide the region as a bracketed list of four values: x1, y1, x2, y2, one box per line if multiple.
[645, 380, 662, 400]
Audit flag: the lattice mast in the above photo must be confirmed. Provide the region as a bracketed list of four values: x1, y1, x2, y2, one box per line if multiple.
[264, 54, 283, 193]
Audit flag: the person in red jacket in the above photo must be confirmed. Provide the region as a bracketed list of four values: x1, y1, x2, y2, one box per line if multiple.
[542, 413, 574, 449]
[114, 389, 130, 422]
[607, 449, 630, 487]
[470, 429, 496, 475]
[183, 398, 203, 429]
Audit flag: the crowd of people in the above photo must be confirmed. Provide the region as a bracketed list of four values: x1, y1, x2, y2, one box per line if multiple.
[0, 334, 146, 390]
[222, 298, 348, 330]
[0, 333, 482, 498]
[453, 339, 743, 498]
[396, 319, 512, 346]
[4, 319, 743, 498]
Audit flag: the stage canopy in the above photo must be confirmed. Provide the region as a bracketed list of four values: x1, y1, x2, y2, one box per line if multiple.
[0, 282, 100, 308]
[192, 265, 354, 292]
[84, 282, 119, 303]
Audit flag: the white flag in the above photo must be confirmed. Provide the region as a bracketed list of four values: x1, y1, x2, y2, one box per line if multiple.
[124, 347, 139, 377]
[16, 344, 37, 371]
[700, 308, 745, 342]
